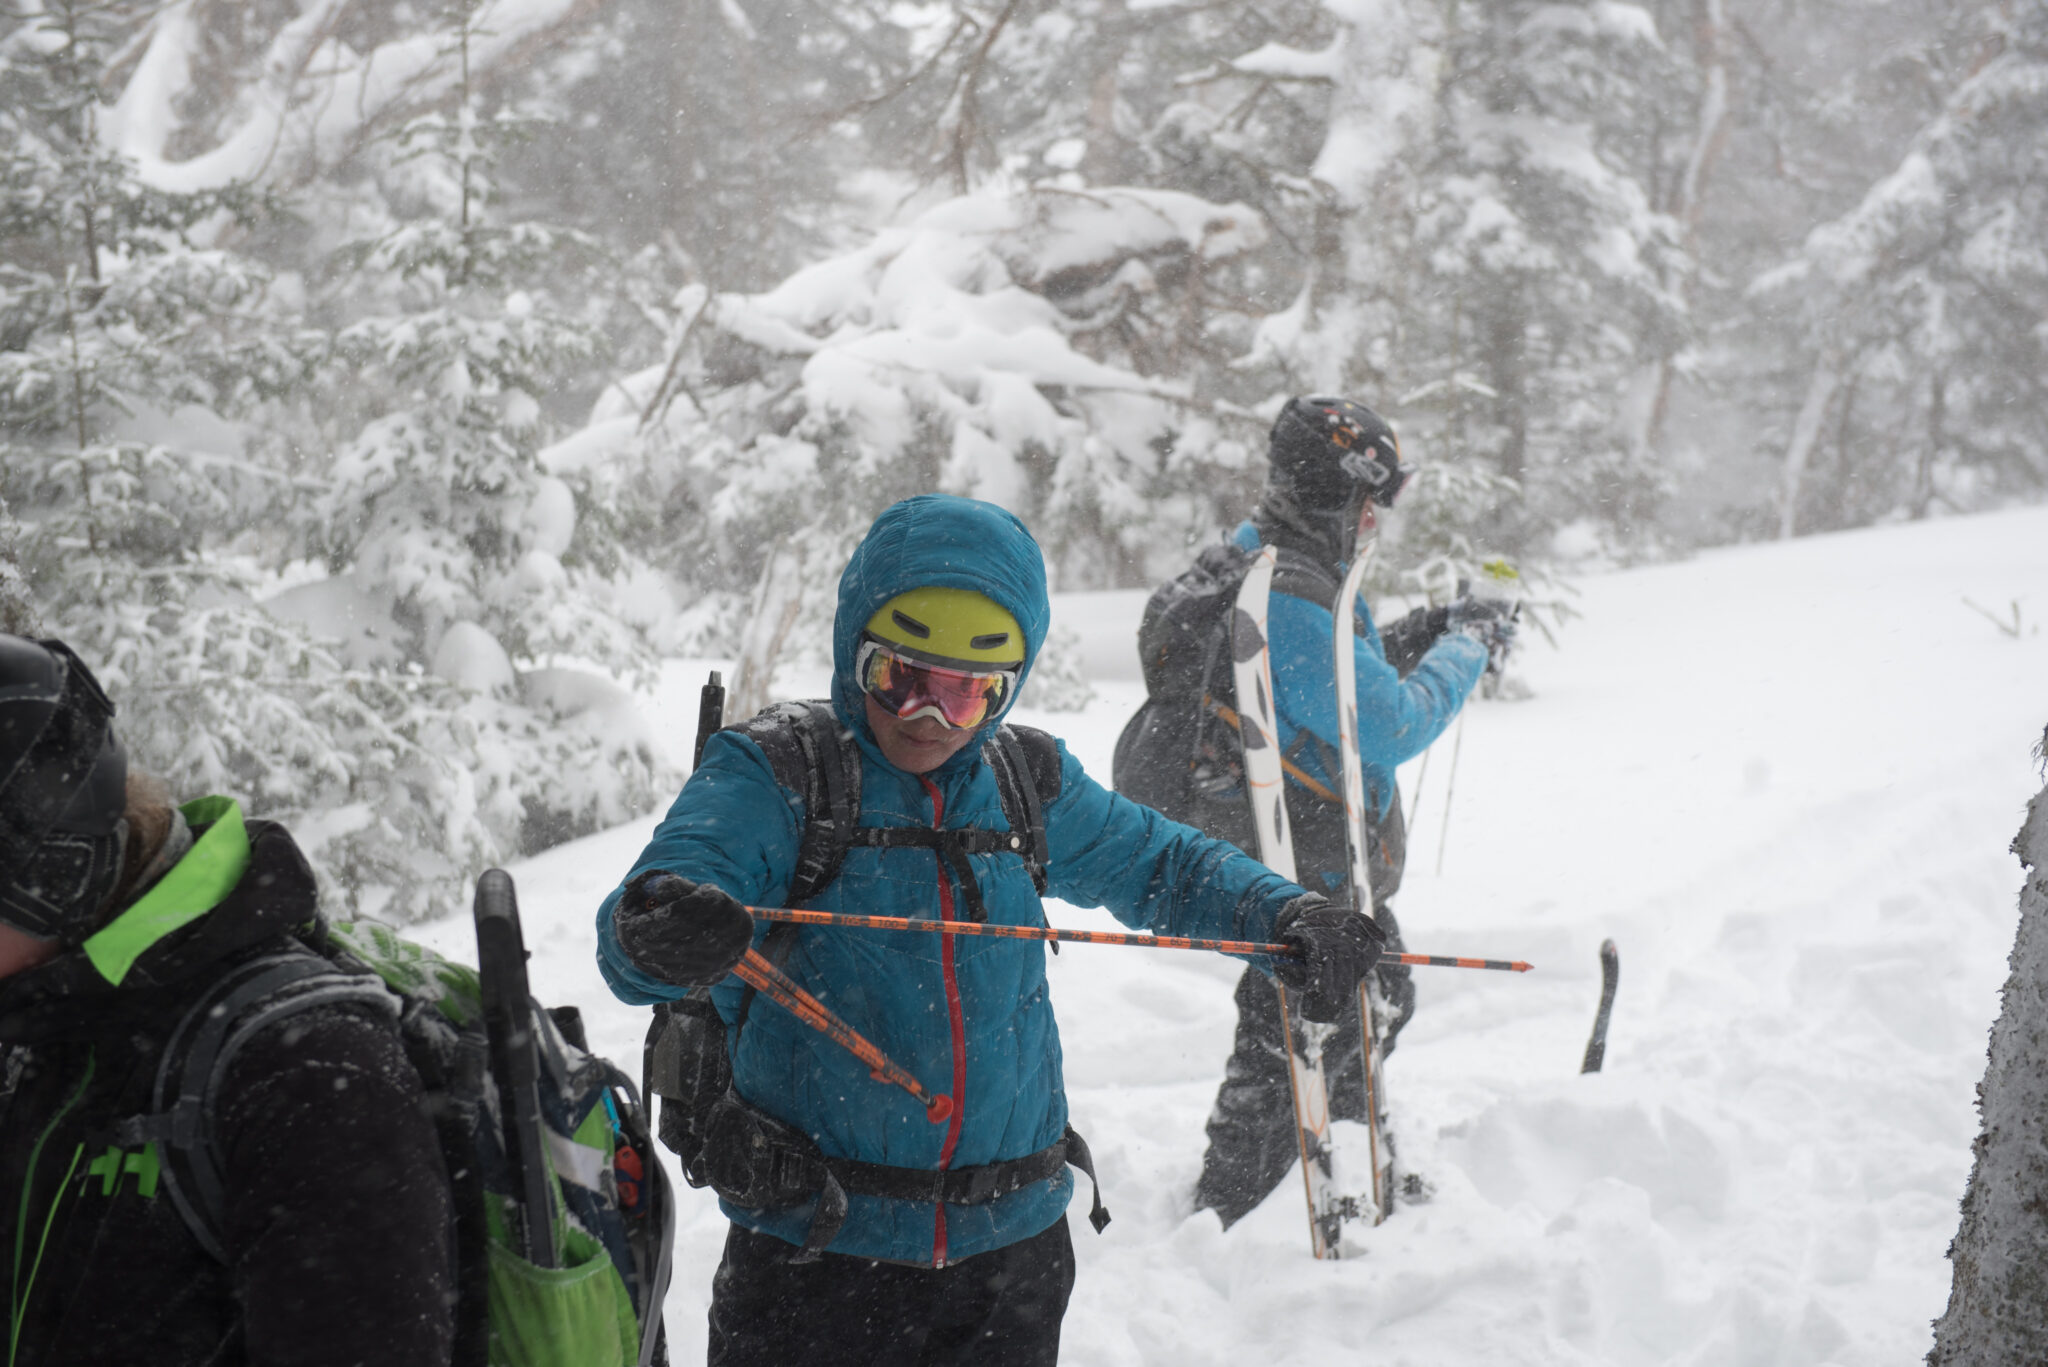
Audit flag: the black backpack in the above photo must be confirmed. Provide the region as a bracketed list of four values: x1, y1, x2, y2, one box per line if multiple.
[1112, 541, 1257, 839]
[644, 700, 1063, 1191]
[1112, 538, 1411, 904]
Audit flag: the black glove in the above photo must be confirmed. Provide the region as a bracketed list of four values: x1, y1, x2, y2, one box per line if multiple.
[613, 872, 755, 986]
[1446, 595, 1518, 674]
[1271, 892, 1387, 1023]
[1379, 604, 1452, 677]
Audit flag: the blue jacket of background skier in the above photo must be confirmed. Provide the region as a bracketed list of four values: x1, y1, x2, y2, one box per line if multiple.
[597, 494, 1304, 1266]
[1230, 520, 1487, 830]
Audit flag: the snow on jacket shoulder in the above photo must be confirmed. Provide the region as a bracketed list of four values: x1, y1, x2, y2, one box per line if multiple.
[595, 494, 1301, 1266]
[1229, 521, 1486, 814]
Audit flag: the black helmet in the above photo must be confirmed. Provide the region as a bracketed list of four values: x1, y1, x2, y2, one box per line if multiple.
[1268, 396, 1412, 511]
[0, 636, 129, 945]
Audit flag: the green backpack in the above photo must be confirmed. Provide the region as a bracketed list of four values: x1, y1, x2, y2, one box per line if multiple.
[122, 916, 673, 1367]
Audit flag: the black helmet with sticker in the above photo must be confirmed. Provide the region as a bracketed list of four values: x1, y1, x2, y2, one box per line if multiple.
[0, 635, 128, 945]
[1267, 395, 1412, 511]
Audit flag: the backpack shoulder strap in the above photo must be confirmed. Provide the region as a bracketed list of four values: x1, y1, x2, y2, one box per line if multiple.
[985, 725, 1061, 895]
[733, 700, 861, 907]
[116, 946, 398, 1263]
[1270, 544, 1343, 611]
[725, 700, 857, 1031]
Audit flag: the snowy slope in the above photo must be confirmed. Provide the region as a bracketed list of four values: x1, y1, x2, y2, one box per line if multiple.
[412, 504, 2048, 1365]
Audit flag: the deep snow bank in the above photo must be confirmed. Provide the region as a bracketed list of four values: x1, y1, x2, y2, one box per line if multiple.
[413, 504, 2048, 1365]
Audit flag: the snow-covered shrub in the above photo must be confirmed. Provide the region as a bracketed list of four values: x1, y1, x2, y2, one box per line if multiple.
[1017, 623, 1095, 714]
[564, 183, 1276, 710]
[288, 5, 672, 898]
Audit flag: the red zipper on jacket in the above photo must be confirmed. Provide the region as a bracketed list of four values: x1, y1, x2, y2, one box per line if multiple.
[920, 774, 968, 1269]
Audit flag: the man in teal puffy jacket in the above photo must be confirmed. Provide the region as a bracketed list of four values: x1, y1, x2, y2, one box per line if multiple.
[596, 494, 1382, 1365]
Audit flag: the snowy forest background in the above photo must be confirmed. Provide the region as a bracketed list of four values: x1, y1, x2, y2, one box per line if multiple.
[2, 0, 2043, 921]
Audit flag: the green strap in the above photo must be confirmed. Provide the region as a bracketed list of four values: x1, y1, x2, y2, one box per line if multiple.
[85, 1145, 159, 1199]
[82, 797, 249, 987]
[10, 1055, 93, 1367]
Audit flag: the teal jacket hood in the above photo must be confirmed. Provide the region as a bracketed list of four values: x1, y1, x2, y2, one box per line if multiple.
[830, 495, 1051, 745]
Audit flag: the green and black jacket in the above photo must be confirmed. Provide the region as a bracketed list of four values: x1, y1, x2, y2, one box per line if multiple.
[0, 800, 454, 1367]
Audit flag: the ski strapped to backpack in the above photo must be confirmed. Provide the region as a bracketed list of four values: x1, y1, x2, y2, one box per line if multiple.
[643, 695, 1109, 1262]
[1332, 511, 1396, 1230]
[121, 892, 674, 1367]
[1116, 539, 1409, 846]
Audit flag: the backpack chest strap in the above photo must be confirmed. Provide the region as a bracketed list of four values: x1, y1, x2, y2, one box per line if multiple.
[844, 826, 1029, 924]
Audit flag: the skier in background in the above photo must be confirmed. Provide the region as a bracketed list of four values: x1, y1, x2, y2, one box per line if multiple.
[595, 493, 1384, 1365]
[1113, 396, 1516, 1228]
[0, 634, 454, 1366]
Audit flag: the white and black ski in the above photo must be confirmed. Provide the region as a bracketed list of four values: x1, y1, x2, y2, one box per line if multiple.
[1232, 546, 1354, 1259]
[1331, 510, 1394, 1226]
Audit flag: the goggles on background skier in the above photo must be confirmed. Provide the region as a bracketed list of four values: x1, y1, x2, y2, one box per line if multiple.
[856, 639, 1019, 729]
[1337, 437, 1413, 508]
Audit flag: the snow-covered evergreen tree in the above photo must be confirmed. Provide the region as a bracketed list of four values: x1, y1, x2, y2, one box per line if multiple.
[495, 0, 916, 295]
[1758, 0, 2048, 534]
[1255, 0, 1693, 567]
[2, 0, 667, 923]
[0, 0, 359, 825]
[296, 0, 669, 867]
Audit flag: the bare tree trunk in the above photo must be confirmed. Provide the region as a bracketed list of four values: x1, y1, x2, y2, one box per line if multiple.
[1629, 0, 1733, 463]
[1486, 291, 1530, 487]
[727, 539, 809, 725]
[1777, 357, 1839, 539]
[1913, 371, 1946, 520]
[1079, 0, 1126, 187]
[1928, 761, 2048, 1364]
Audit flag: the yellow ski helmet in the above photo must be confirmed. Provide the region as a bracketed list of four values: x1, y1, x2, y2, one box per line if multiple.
[862, 587, 1025, 669]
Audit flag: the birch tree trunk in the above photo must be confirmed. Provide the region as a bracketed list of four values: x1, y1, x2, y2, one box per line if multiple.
[727, 539, 809, 726]
[1927, 759, 2048, 1364]
[1777, 358, 1840, 539]
[1627, 0, 1733, 464]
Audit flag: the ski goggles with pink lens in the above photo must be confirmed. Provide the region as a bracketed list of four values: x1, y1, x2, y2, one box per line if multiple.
[855, 638, 1019, 730]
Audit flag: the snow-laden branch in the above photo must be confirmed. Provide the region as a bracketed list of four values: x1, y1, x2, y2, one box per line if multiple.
[101, 0, 601, 193]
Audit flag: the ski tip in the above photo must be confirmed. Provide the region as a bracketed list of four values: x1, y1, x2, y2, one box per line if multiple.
[925, 1094, 955, 1125]
[1599, 938, 1618, 965]
[1511, 960, 1534, 973]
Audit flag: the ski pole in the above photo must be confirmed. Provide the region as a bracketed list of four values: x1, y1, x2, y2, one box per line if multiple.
[1434, 710, 1466, 875]
[731, 947, 955, 1122]
[743, 906, 1533, 972]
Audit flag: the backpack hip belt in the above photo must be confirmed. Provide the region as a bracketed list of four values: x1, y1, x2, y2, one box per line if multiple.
[699, 1085, 1108, 1261]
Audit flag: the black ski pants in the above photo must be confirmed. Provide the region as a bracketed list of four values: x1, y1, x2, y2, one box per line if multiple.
[1193, 902, 1414, 1229]
[706, 1216, 1075, 1367]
